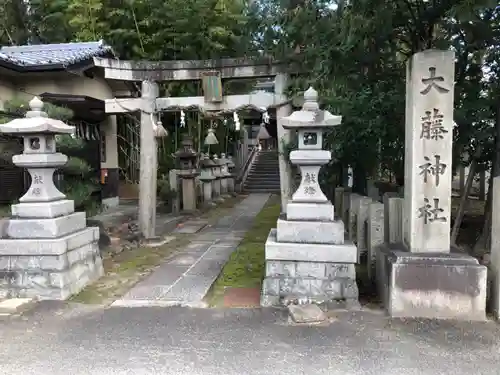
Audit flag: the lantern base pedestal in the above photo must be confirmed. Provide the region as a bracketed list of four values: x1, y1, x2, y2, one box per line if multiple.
[276, 216, 345, 245]
[7, 212, 86, 239]
[11, 200, 75, 219]
[376, 244, 487, 321]
[286, 201, 334, 221]
[0, 226, 103, 300]
[261, 228, 359, 307]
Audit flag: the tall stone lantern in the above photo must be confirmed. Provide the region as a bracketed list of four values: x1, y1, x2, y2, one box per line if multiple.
[199, 153, 216, 206]
[219, 153, 231, 198]
[0, 97, 103, 300]
[211, 154, 225, 202]
[226, 155, 236, 194]
[174, 135, 199, 212]
[261, 87, 359, 307]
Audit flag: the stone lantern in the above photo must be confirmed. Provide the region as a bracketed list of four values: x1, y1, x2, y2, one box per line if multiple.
[219, 153, 232, 198]
[226, 155, 236, 195]
[199, 153, 216, 206]
[261, 87, 359, 307]
[0, 97, 103, 300]
[174, 135, 199, 212]
[211, 154, 225, 202]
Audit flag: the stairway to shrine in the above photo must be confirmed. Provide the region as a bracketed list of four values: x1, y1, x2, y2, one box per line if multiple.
[243, 150, 281, 193]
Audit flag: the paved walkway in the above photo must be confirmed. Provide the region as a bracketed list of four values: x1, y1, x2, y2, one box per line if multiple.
[90, 203, 184, 234]
[1, 302, 499, 375]
[112, 194, 271, 308]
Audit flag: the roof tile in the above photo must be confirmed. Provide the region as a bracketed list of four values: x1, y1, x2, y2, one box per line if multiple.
[0, 40, 114, 67]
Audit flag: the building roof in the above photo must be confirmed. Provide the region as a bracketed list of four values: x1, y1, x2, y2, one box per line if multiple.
[0, 40, 115, 72]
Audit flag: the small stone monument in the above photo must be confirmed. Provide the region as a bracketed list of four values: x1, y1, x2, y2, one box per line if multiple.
[0, 97, 103, 299]
[261, 87, 359, 307]
[377, 50, 487, 320]
[175, 135, 199, 212]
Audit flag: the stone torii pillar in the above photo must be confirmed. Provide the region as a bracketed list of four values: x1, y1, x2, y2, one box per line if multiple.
[139, 80, 159, 239]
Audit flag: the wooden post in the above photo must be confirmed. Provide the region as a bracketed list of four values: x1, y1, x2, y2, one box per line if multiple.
[275, 73, 292, 212]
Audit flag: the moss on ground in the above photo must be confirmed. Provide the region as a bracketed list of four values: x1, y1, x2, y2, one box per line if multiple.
[207, 195, 281, 306]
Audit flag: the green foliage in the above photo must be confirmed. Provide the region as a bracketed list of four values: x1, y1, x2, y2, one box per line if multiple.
[3, 98, 74, 121]
[1, 0, 498, 200]
[249, 0, 500, 193]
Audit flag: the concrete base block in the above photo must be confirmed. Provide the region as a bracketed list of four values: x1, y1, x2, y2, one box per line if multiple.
[0, 227, 103, 300]
[286, 202, 334, 221]
[262, 276, 358, 299]
[11, 200, 75, 219]
[7, 212, 86, 239]
[288, 304, 326, 323]
[276, 217, 344, 245]
[261, 228, 360, 308]
[0, 226, 99, 256]
[265, 229, 357, 263]
[377, 244, 487, 321]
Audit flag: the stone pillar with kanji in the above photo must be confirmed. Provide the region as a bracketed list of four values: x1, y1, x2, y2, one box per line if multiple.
[404, 51, 454, 253]
[377, 50, 487, 321]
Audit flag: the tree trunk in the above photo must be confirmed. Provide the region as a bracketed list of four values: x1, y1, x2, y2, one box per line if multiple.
[451, 146, 482, 245]
[473, 172, 493, 256]
[352, 164, 367, 195]
[473, 106, 500, 255]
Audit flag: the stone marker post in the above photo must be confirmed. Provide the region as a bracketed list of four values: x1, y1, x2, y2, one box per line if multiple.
[404, 50, 454, 252]
[356, 196, 373, 256]
[175, 136, 199, 212]
[226, 155, 236, 194]
[378, 50, 487, 320]
[169, 169, 180, 214]
[383, 192, 403, 244]
[261, 87, 359, 307]
[199, 153, 216, 207]
[367, 202, 384, 280]
[219, 153, 231, 198]
[139, 80, 159, 239]
[0, 97, 103, 299]
[212, 155, 224, 202]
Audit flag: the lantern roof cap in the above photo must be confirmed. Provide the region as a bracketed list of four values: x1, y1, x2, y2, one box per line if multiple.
[0, 96, 74, 135]
[281, 87, 342, 129]
[200, 153, 216, 167]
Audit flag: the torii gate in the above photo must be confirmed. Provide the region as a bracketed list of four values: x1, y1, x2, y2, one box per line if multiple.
[94, 57, 294, 240]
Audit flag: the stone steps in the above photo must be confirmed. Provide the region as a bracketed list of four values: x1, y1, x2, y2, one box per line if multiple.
[243, 150, 280, 193]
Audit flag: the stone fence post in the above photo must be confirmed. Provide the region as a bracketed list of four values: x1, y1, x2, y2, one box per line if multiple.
[348, 193, 362, 241]
[356, 196, 373, 257]
[169, 169, 180, 214]
[383, 192, 403, 244]
[367, 202, 384, 281]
